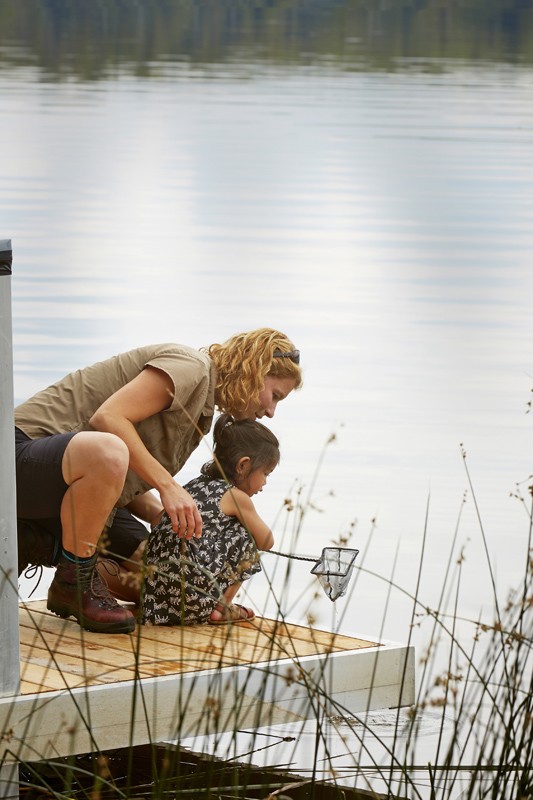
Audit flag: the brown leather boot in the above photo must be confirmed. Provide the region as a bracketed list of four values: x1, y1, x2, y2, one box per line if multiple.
[47, 554, 135, 634]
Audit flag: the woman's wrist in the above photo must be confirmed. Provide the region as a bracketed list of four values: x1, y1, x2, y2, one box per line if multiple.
[154, 471, 180, 496]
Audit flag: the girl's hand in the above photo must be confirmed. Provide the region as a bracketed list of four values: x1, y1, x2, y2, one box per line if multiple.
[159, 482, 203, 539]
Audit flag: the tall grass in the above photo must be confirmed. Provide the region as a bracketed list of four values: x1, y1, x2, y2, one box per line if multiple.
[2, 439, 532, 800]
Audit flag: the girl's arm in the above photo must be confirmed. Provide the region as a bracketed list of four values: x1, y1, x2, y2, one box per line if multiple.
[220, 488, 274, 550]
[89, 365, 202, 537]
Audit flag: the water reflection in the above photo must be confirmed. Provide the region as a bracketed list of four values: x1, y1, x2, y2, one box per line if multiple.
[1, 0, 533, 80]
[1, 2, 533, 652]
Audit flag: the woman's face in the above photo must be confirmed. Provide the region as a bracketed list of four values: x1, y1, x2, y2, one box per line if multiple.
[236, 375, 297, 420]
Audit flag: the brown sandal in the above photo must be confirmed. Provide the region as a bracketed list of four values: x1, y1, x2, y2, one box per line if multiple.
[208, 603, 255, 625]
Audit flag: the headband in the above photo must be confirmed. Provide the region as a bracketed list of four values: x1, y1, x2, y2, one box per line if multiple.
[273, 349, 300, 365]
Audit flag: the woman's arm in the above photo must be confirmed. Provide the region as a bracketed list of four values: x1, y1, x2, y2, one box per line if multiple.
[126, 491, 164, 526]
[220, 488, 274, 550]
[89, 365, 202, 537]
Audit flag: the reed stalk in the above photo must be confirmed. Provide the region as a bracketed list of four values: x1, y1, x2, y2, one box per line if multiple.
[2, 437, 532, 799]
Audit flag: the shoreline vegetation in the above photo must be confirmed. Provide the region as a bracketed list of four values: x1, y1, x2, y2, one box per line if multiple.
[1, 0, 533, 81]
[3, 435, 532, 799]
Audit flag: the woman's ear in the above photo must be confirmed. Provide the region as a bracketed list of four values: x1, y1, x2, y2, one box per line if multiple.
[235, 456, 251, 479]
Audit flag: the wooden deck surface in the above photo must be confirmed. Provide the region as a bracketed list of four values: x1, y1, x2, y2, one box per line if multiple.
[19, 600, 379, 696]
[1, 601, 414, 764]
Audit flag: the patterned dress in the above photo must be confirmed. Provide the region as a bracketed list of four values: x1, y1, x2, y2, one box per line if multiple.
[142, 475, 262, 625]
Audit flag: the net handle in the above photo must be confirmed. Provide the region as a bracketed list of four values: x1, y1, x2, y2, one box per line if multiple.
[268, 549, 317, 563]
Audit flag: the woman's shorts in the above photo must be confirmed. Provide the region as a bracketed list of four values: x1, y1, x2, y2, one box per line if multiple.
[15, 427, 148, 561]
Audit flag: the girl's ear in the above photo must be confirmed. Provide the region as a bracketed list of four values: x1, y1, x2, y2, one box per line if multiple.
[235, 456, 251, 478]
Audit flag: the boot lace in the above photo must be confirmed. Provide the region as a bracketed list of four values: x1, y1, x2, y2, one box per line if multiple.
[78, 558, 122, 610]
[23, 564, 44, 598]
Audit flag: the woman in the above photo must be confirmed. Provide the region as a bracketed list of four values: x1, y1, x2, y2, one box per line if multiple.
[15, 328, 301, 634]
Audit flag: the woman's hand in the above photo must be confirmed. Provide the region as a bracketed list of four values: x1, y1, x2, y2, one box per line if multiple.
[159, 481, 203, 538]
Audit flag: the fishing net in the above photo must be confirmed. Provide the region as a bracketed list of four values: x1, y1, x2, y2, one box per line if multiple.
[310, 547, 359, 601]
[269, 546, 359, 601]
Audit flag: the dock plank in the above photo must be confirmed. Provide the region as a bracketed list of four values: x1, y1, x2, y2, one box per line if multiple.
[20, 658, 130, 691]
[17, 600, 381, 697]
[20, 609, 285, 671]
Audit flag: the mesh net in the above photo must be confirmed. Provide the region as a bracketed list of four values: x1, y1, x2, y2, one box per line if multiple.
[310, 547, 359, 601]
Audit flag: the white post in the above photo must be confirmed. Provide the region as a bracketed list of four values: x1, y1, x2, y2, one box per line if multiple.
[0, 239, 20, 799]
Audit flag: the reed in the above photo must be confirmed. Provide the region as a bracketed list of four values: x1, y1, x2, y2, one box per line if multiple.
[2, 439, 532, 800]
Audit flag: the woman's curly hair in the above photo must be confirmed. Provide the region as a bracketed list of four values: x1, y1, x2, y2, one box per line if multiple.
[205, 328, 302, 417]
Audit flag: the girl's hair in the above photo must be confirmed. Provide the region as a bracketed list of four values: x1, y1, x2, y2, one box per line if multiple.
[202, 413, 280, 484]
[205, 328, 302, 418]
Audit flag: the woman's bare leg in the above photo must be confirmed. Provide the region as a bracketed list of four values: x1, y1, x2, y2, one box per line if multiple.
[46, 431, 136, 633]
[60, 431, 129, 556]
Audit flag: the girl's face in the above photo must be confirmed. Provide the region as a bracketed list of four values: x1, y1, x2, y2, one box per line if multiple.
[236, 375, 297, 420]
[236, 462, 276, 497]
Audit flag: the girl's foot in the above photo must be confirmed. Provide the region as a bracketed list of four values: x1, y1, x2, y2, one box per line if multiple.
[209, 603, 255, 625]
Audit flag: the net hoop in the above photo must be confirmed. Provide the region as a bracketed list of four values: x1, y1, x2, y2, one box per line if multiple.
[310, 546, 359, 601]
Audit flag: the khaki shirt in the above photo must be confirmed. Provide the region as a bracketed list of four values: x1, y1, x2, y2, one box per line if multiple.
[15, 344, 216, 510]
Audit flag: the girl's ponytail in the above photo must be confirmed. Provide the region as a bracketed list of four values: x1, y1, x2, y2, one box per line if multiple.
[201, 414, 280, 484]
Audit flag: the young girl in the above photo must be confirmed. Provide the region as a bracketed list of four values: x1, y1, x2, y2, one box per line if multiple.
[142, 414, 279, 625]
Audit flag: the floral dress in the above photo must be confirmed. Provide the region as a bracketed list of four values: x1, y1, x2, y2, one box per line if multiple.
[142, 475, 262, 625]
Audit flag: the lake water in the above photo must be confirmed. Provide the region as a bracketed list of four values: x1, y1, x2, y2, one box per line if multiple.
[1, 6, 532, 790]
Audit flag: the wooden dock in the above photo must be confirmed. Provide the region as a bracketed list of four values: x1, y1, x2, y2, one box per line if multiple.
[0, 600, 415, 767]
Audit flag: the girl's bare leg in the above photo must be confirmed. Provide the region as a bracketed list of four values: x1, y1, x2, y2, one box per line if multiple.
[210, 583, 255, 622]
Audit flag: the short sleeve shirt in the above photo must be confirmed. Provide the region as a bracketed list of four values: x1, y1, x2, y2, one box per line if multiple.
[14, 344, 216, 508]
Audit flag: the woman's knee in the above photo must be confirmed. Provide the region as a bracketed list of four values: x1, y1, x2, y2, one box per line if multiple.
[99, 434, 130, 483]
[62, 432, 129, 485]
